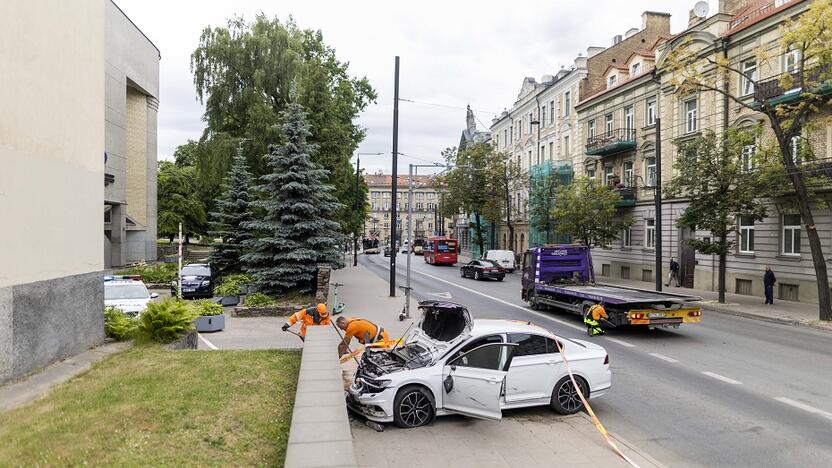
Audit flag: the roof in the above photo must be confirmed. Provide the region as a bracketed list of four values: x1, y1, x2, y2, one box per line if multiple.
[577, 65, 656, 107]
[725, 0, 804, 37]
[364, 174, 436, 188]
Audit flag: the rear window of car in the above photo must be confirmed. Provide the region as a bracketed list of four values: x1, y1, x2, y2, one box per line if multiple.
[481, 260, 501, 268]
[105, 283, 149, 300]
[181, 265, 210, 276]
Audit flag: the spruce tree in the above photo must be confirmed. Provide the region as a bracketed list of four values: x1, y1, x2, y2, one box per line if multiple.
[208, 150, 255, 277]
[243, 102, 345, 295]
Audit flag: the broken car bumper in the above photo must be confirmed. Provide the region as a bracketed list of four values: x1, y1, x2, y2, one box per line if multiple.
[346, 385, 396, 423]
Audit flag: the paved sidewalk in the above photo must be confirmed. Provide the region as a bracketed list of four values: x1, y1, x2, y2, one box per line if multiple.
[0, 341, 128, 412]
[600, 276, 832, 332]
[330, 264, 660, 468]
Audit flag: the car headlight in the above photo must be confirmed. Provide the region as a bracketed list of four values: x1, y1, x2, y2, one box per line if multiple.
[201, 280, 210, 287]
[358, 377, 392, 392]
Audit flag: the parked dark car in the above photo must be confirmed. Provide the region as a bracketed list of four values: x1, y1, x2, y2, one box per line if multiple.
[383, 245, 392, 257]
[460, 259, 505, 281]
[171, 263, 215, 299]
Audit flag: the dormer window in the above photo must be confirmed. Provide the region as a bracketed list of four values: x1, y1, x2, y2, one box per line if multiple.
[631, 63, 640, 76]
[608, 75, 617, 87]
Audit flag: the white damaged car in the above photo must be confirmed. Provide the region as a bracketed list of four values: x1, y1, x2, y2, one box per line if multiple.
[347, 301, 611, 428]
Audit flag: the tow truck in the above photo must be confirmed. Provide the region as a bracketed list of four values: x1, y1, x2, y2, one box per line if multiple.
[521, 245, 702, 329]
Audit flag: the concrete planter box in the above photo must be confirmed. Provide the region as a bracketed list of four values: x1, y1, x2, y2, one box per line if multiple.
[195, 314, 225, 332]
[219, 295, 239, 306]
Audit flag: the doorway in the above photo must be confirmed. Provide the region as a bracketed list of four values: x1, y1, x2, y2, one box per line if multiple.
[679, 228, 695, 288]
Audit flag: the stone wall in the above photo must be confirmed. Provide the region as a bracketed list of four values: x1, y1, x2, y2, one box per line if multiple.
[0, 271, 106, 385]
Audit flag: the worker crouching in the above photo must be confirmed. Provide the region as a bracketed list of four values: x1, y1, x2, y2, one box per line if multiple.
[584, 302, 608, 336]
[336, 316, 389, 355]
[282, 303, 330, 339]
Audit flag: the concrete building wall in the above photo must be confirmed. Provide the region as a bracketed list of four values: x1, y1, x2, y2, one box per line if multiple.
[0, 0, 106, 384]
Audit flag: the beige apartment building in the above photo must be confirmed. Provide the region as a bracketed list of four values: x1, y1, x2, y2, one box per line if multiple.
[364, 175, 455, 245]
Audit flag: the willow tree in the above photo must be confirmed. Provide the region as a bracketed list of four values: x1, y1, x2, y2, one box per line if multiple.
[665, 0, 832, 319]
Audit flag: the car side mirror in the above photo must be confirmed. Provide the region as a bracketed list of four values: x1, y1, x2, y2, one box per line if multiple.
[443, 375, 454, 393]
[150, 292, 159, 299]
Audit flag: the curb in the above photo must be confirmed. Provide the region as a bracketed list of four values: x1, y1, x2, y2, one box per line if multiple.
[577, 412, 665, 468]
[700, 302, 832, 333]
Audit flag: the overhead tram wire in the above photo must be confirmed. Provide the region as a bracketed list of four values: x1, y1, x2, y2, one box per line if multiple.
[398, 98, 499, 116]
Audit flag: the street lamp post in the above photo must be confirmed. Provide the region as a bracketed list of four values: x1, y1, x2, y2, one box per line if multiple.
[354, 152, 384, 267]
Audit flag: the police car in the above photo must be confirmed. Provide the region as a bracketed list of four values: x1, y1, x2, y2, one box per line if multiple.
[104, 275, 158, 316]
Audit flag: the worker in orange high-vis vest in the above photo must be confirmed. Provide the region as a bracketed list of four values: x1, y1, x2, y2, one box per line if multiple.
[282, 303, 330, 338]
[335, 316, 389, 355]
[584, 302, 608, 336]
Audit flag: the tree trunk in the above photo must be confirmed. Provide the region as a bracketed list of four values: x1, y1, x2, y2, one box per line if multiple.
[505, 188, 515, 252]
[718, 234, 727, 304]
[779, 140, 831, 320]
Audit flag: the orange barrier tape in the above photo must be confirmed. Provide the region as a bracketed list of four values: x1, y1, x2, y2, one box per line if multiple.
[553, 338, 641, 468]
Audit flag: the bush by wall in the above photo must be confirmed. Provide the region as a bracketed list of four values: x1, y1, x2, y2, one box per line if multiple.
[104, 306, 138, 341]
[136, 299, 198, 344]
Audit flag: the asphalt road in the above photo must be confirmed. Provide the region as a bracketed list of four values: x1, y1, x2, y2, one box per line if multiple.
[361, 252, 832, 468]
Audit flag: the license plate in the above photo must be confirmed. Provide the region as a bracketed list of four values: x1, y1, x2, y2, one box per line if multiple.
[648, 312, 665, 318]
[183, 288, 195, 292]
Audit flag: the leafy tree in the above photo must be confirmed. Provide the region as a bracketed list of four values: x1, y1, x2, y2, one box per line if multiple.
[664, 0, 832, 319]
[157, 161, 206, 242]
[528, 165, 559, 244]
[242, 101, 344, 295]
[551, 177, 633, 248]
[666, 129, 767, 303]
[488, 152, 527, 251]
[208, 151, 255, 277]
[173, 140, 199, 168]
[190, 15, 376, 234]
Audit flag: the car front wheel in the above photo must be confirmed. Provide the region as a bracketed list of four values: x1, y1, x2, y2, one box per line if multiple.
[550, 375, 588, 415]
[474, 271, 482, 281]
[393, 385, 435, 428]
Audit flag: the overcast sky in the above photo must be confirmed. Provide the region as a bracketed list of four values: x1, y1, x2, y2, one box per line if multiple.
[117, 0, 719, 174]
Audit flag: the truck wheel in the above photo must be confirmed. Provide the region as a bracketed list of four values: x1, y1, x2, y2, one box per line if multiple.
[550, 376, 588, 415]
[529, 293, 540, 310]
[393, 385, 435, 428]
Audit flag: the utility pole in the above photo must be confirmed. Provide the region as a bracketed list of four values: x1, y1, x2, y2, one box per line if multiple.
[354, 153, 361, 267]
[404, 164, 414, 319]
[654, 116, 663, 292]
[389, 56, 400, 297]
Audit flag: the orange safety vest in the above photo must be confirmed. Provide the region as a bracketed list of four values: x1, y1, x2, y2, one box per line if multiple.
[287, 306, 331, 337]
[589, 304, 608, 321]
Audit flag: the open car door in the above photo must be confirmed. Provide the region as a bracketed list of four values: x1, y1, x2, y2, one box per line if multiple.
[441, 342, 517, 421]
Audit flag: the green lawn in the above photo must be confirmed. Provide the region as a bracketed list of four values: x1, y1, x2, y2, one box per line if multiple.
[0, 345, 300, 467]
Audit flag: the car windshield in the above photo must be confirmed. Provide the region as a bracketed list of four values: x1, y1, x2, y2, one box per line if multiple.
[181, 265, 210, 276]
[436, 241, 455, 253]
[105, 283, 149, 300]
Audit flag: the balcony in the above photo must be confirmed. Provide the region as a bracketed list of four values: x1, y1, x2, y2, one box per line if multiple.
[586, 129, 637, 157]
[606, 179, 637, 207]
[753, 66, 832, 108]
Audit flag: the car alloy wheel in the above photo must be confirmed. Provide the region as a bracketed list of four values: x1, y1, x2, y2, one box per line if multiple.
[474, 271, 481, 280]
[551, 376, 588, 415]
[394, 386, 434, 428]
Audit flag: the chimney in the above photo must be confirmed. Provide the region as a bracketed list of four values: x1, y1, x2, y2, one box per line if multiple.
[642, 11, 672, 35]
[587, 46, 605, 58]
[612, 35, 623, 45]
[465, 105, 476, 134]
[625, 27, 639, 38]
[720, 0, 751, 15]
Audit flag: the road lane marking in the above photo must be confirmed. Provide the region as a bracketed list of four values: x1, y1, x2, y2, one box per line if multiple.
[605, 337, 636, 348]
[428, 291, 453, 299]
[775, 397, 832, 421]
[702, 371, 742, 385]
[412, 269, 586, 332]
[649, 352, 679, 363]
[198, 333, 219, 350]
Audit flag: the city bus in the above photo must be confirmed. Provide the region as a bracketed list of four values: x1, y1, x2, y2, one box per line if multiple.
[423, 236, 458, 265]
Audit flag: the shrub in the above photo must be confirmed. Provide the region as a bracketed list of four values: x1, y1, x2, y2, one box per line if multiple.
[193, 299, 224, 317]
[104, 306, 139, 341]
[215, 274, 252, 297]
[115, 262, 177, 284]
[244, 292, 274, 307]
[136, 298, 197, 344]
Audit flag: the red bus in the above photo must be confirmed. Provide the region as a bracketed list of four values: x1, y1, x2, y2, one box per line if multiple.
[423, 236, 458, 265]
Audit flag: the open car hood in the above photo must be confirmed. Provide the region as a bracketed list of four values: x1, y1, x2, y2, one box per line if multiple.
[406, 301, 473, 356]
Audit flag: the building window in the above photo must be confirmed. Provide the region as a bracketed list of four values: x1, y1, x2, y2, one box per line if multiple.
[646, 97, 656, 126]
[623, 161, 634, 185]
[563, 136, 570, 156]
[428, 192, 435, 200]
[549, 142, 554, 161]
[684, 98, 698, 134]
[541, 106, 546, 128]
[604, 166, 614, 185]
[605, 113, 613, 135]
[623, 227, 632, 247]
[608, 75, 617, 87]
[549, 100, 555, 125]
[782, 214, 801, 255]
[739, 216, 755, 253]
[372, 191, 380, 199]
[645, 218, 656, 249]
[504, 129, 508, 147]
[645, 157, 656, 186]
[741, 59, 757, 96]
[427, 203, 434, 210]
[741, 144, 756, 172]
[383, 191, 390, 198]
[529, 112, 534, 132]
[564, 91, 571, 117]
[586, 167, 596, 180]
[383, 202, 389, 210]
[509, 126, 513, 144]
[785, 48, 801, 74]
[631, 62, 641, 76]
[624, 105, 634, 132]
[416, 192, 424, 200]
[495, 134, 500, 148]
[588, 119, 596, 139]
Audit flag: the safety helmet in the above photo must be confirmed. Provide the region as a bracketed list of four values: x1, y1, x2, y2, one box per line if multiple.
[316, 303, 328, 317]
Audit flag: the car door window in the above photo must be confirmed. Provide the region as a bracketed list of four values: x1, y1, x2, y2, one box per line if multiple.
[545, 337, 562, 354]
[453, 344, 507, 370]
[448, 335, 502, 367]
[508, 334, 549, 357]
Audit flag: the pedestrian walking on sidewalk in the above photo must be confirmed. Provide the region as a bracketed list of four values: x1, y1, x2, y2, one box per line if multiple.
[584, 302, 608, 336]
[764, 266, 776, 305]
[666, 258, 680, 287]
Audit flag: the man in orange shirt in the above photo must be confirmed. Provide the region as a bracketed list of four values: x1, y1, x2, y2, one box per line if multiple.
[282, 303, 330, 338]
[336, 316, 389, 355]
[584, 302, 609, 336]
